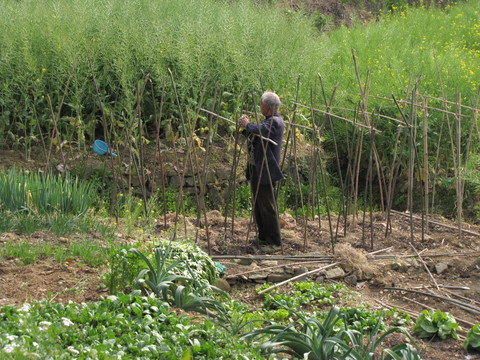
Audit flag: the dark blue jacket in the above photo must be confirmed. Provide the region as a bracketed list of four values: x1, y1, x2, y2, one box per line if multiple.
[245, 113, 285, 185]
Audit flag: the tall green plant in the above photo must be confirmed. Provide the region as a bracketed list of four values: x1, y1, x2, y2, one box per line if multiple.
[243, 305, 349, 359]
[0, 168, 95, 215]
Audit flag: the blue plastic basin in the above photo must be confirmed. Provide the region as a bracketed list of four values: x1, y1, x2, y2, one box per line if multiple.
[93, 140, 116, 156]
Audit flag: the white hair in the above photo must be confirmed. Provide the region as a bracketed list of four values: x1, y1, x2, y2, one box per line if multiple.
[260, 91, 281, 112]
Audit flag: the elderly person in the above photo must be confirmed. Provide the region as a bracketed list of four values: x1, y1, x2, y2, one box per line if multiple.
[239, 91, 285, 252]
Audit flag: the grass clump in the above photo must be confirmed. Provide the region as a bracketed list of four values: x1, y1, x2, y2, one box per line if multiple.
[0, 238, 109, 267]
[0, 168, 108, 236]
[0, 168, 95, 215]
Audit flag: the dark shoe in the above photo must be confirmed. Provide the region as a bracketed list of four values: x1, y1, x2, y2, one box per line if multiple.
[259, 244, 282, 253]
[249, 237, 268, 247]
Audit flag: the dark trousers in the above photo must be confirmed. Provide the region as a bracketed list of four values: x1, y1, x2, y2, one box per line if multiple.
[249, 164, 282, 245]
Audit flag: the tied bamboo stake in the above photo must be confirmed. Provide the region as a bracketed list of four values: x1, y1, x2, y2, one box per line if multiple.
[150, 78, 168, 228]
[45, 61, 78, 173]
[319, 75, 345, 243]
[168, 68, 198, 237]
[289, 82, 308, 251]
[422, 98, 429, 233]
[88, 57, 120, 219]
[188, 73, 211, 245]
[351, 49, 385, 214]
[184, 105, 211, 253]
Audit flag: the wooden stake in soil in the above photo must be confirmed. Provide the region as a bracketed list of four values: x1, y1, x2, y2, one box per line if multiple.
[422, 98, 429, 233]
[150, 78, 168, 228]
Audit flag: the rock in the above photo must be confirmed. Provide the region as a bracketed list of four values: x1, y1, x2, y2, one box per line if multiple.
[314, 275, 326, 284]
[184, 176, 196, 187]
[390, 262, 400, 271]
[325, 267, 346, 279]
[293, 266, 308, 276]
[214, 278, 231, 292]
[237, 258, 254, 266]
[408, 258, 421, 269]
[344, 274, 357, 286]
[435, 262, 448, 275]
[268, 273, 292, 283]
[258, 260, 278, 267]
[249, 273, 268, 283]
[169, 175, 181, 188]
[216, 167, 230, 181]
[390, 261, 410, 273]
[204, 170, 216, 185]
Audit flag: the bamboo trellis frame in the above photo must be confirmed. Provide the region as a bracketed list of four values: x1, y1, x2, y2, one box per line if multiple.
[38, 58, 480, 257]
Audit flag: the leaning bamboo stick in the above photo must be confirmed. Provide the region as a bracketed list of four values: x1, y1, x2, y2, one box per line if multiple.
[390, 210, 480, 237]
[410, 244, 440, 291]
[293, 102, 381, 132]
[370, 94, 474, 117]
[257, 262, 340, 295]
[372, 250, 480, 260]
[403, 296, 476, 328]
[199, 108, 278, 145]
[385, 287, 480, 315]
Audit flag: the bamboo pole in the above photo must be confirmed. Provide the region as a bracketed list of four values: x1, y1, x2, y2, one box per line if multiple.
[351, 49, 385, 214]
[185, 106, 211, 253]
[150, 78, 168, 228]
[430, 120, 443, 215]
[319, 75, 344, 242]
[385, 287, 480, 315]
[88, 58, 120, 219]
[422, 98, 429, 233]
[456, 92, 462, 238]
[45, 63, 76, 173]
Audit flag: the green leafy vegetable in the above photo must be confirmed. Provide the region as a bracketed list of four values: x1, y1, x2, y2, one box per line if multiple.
[464, 324, 480, 350]
[413, 309, 460, 340]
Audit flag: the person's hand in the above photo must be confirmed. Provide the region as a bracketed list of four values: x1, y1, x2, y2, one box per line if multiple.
[239, 115, 250, 129]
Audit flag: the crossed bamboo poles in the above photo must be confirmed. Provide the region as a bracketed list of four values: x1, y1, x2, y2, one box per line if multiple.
[43, 52, 480, 256]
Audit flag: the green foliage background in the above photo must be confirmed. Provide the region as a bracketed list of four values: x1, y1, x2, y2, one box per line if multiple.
[0, 0, 478, 142]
